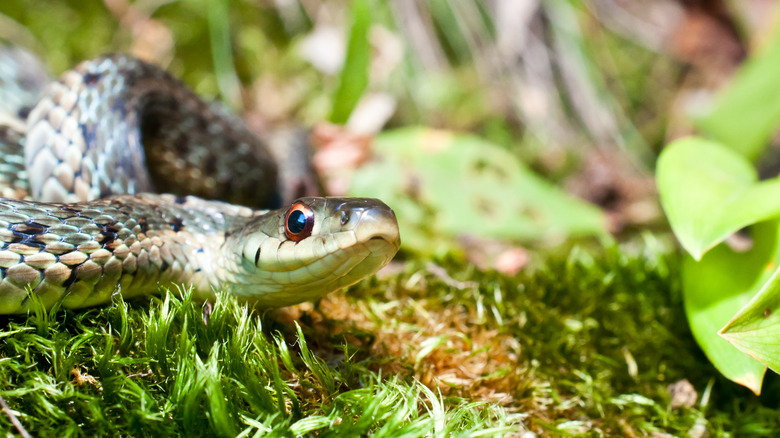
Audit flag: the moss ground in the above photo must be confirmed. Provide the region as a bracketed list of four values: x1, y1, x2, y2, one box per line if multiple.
[3, 242, 780, 436]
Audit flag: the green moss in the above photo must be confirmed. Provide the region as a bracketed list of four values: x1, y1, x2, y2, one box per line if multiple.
[0, 287, 517, 436]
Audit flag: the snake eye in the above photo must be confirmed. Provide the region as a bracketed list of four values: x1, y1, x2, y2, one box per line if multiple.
[284, 203, 314, 241]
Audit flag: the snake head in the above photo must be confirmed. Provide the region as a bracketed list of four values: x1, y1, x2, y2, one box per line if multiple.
[225, 197, 400, 306]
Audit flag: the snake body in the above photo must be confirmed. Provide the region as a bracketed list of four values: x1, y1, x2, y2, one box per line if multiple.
[0, 48, 400, 314]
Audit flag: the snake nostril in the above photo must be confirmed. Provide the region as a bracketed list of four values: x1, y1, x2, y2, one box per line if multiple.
[255, 247, 261, 265]
[341, 211, 349, 225]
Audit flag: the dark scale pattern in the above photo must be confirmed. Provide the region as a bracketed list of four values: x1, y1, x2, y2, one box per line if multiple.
[63, 55, 279, 207]
[23, 54, 303, 209]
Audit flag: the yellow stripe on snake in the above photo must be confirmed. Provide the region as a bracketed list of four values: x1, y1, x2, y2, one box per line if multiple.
[0, 47, 400, 314]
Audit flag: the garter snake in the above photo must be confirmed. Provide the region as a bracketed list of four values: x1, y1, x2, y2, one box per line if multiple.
[0, 47, 400, 314]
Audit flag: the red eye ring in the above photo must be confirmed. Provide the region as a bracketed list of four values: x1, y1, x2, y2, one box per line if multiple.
[284, 203, 314, 241]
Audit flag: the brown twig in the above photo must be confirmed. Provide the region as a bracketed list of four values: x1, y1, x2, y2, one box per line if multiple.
[0, 392, 31, 438]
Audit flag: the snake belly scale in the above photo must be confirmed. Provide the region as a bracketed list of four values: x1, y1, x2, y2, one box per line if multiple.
[0, 48, 400, 314]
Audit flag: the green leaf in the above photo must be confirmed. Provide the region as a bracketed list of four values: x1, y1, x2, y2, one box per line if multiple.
[720, 238, 780, 378]
[349, 127, 607, 255]
[657, 137, 780, 260]
[329, 0, 371, 124]
[207, 0, 242, 109]
[682, 220, 780, 394]
[696, 27, 780, 160]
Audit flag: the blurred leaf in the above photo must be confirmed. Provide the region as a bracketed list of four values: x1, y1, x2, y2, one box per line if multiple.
[329, 0, 371, 124]
[207, 0, 242, 109]
[682, 221, 780, 395]
[657, 137, 780, 260]
[720, 248, 780, 378]
[696, 27, 780, 160]
[349, 127, 607, 255]
[425, 0, 471, 64]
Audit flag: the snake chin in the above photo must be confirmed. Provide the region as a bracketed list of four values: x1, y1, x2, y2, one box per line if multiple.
[230, 242, 397, 308]
[334, 244, 397, 289]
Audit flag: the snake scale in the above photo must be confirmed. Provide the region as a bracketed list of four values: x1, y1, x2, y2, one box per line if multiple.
[0, 46, 400, 314]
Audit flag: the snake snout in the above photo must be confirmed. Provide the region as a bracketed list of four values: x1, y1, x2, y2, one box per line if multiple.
[354, 203, 401, 250]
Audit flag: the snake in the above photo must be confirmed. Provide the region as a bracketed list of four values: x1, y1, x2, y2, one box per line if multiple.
[0, 46, 400, 314]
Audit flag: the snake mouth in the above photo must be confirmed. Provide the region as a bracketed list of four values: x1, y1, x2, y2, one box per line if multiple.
[354, 203, 400, 251]
[370, 235, 398, 245]
[363, 236, 400, 260]
[369, 235, 401, 253]
[361, 229, 400, 258]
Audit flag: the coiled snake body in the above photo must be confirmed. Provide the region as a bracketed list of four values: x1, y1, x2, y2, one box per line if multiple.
[0, 48, 400, 314]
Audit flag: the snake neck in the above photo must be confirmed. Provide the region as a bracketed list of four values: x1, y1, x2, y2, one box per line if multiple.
[131, 194, 262, 299]
[24, 55, 282, 208]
